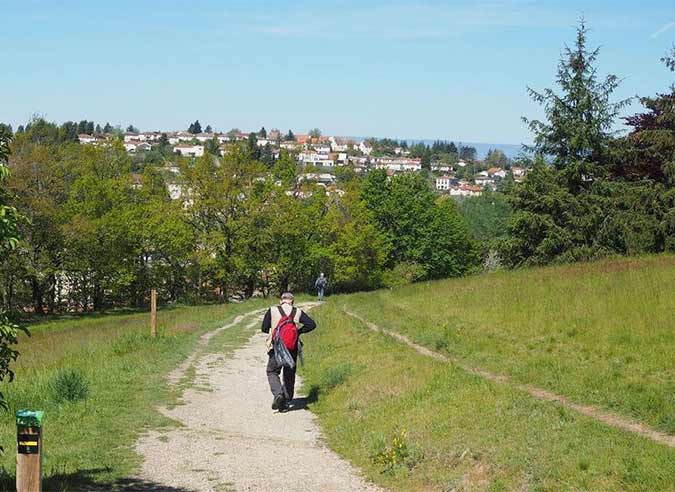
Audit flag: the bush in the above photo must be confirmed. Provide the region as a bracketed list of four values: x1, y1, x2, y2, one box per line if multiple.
[382, 262, 426, 289]
[320, 363, 352, 391]
[49, 368, 89, 403]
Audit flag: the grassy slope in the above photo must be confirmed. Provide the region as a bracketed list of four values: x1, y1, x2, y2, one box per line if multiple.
[0, 299, 269, 490]
[300, 256, 675, 492]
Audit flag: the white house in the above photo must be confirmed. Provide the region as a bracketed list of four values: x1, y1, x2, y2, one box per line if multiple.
[280, 141, 299, 150]
[173, 145, 204, 157]
[124, 141, 138, 152]
[431, 162, 452, 173]
[487, 167, 507, 179]
[78, 134, 96, 144]
[474, 176, 495, 187]
[195, 133, 214, 143]
[449, 184, 483, 197]
[456, 159, 468, 167]
[359, 141, 373, 155]
[298, 152, 335, 167]
[511, 166, 527, 178]
[310, 143, 331, 154]
[435, 175, 453, 191]
[375, 157, 422, 172]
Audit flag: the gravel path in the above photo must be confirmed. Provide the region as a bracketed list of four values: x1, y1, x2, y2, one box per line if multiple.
[136, 307, 383, 492]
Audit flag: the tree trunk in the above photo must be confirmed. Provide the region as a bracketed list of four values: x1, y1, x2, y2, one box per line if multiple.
[30, 277, 44, 315]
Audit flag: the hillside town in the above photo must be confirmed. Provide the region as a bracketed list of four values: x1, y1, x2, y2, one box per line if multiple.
[76, 124, 529, 198]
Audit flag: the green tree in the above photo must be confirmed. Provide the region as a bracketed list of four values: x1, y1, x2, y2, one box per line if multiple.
[0, 125, 27, 411]
[188, 120, 202, 134]
[616, 47, 675, 184]
[523, 19, 629, 187]
[362, 170, 478, 280]
[309, 128, 322, 139]
[259, 126, 267, 138]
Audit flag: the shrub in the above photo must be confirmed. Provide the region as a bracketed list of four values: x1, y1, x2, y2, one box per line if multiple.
[321, 363, 352, 391]
[382, 262, 426, 289]
[49, 368, 89, 403]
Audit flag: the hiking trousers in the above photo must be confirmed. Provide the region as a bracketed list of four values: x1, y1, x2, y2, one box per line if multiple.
[266, 350, 297, 400]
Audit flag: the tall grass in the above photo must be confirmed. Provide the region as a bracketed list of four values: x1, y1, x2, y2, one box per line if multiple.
[343, 255, 675, 433]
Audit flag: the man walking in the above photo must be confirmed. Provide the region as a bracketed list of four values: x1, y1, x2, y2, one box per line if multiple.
[261, 292, 316, 412]
[314, 273, 328, 301]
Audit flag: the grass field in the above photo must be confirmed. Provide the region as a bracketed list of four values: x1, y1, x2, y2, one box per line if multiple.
[301, 255, 675, 491]
[0, 299, 270, 491]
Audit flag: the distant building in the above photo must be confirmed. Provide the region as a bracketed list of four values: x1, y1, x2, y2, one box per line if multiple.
[173, 145, 204, 157]
[435, 175, 453, 191]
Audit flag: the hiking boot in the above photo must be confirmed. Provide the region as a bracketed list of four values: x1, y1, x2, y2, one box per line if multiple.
[272, 394, 285, 411]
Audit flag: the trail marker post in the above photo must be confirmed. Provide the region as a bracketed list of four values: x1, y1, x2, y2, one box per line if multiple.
[150, 289, 157, 338]
[16, 409, 43, 492]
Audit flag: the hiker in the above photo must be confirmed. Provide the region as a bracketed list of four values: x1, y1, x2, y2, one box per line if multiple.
[261, 292, 316, 412]
[314, 273, 328, 301]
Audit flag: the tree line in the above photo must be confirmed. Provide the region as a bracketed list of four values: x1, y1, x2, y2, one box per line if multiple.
[0, 122, 478, 315]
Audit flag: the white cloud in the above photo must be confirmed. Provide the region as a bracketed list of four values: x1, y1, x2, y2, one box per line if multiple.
[650, 21, 675, 39]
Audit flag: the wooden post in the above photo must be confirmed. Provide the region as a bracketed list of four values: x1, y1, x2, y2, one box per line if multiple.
[150, 289, 157, 338]
[16, 432, 41, 492]
[16, 410, 43, 492]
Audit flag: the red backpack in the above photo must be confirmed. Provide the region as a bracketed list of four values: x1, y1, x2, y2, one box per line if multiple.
[274, 306, 299, 351]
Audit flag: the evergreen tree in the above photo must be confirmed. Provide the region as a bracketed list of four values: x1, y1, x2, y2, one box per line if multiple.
[205, 124, 212, 133]
[285, 129, 295, 141]
[188, 120, 202, 134]
[523, 19, 629, 184]
[94, 124, 102, 135]
[103, 122, 113, 134]
[126, 124, 139, 133]
[259, 126, 267, 138]
[309, 128, 321, 139]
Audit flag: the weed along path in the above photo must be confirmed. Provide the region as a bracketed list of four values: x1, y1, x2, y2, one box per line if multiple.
[136, 303, 383, 492]
[343, 308, 675, 450]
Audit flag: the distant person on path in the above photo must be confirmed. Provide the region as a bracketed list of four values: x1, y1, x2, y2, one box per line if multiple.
[261, 292, 316, 412]
[314, 273, 328, 301]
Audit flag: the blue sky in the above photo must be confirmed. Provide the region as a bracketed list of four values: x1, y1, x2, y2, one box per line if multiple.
[2, 0, 674, 144]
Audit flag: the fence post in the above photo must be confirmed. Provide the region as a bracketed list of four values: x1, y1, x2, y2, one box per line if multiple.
[150, 289, 157, 338]
[16, 410, 43, 492]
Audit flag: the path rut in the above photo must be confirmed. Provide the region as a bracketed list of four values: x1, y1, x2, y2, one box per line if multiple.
[344, 308, 675, 449]
[136, 306, 382, 492]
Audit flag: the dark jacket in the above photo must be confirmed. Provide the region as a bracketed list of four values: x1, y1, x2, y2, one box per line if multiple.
[261, 305, 317, 335]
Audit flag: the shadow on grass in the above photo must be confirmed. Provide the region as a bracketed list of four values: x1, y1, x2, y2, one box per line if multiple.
[306, 385, 321, 404]
[0, 467, 197, 492]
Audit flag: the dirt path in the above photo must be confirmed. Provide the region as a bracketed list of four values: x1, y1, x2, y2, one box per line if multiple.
[343, 308, 675, 449]
[136, 305, 383, 492]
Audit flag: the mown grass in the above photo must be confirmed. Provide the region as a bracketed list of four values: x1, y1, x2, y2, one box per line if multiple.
[0, 299, 270, 491]
[340, 255, 675, 434]
[301, 301, 675, 492]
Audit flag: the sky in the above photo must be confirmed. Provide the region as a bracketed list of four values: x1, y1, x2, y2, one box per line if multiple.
[2, 0, 674, 145]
